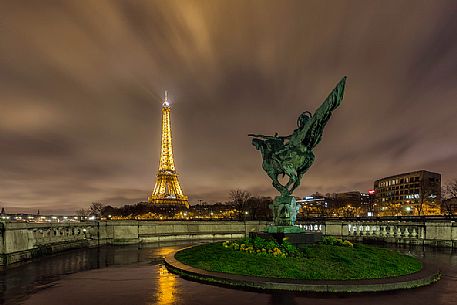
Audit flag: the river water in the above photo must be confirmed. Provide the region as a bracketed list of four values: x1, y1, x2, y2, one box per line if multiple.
[1, 242, 456, 305]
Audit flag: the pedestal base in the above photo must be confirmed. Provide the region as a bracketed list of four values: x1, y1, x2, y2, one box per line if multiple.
[265, 225, 304, 234]
[250, 228, 322, 248]
[270, 195, 299, 226]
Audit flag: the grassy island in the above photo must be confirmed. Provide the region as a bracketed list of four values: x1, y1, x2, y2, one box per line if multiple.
[175, 237, 422, 280]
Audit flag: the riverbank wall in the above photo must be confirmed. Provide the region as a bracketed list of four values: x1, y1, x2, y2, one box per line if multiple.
[0, 221, 267, 266]
[2, 219, 457, 267]
[299, 219, 457, 248]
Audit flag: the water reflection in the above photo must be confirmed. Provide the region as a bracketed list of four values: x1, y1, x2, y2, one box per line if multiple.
[156, 265, 176, 305]
[0, 243, 188, 305]
[1, 243, 457, 305]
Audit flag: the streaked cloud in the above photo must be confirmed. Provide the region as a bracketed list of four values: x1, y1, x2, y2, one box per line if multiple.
[1, 0, 456, 213]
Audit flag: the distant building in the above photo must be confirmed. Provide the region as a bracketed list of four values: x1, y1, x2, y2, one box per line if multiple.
[297, 194, 328, 217]
[330, 191, 376, 216]
[299, 194, 328, 207]
[335, 191, 362, 206]
[374, 170, 441, 215]
[327, 191, 366, 207]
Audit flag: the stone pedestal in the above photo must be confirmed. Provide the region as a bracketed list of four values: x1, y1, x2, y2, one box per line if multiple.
[266, 225, 303, 234]
[258, 195, 322, 248]
[249, 229, 322, 248]
[270, 195, 300, 226]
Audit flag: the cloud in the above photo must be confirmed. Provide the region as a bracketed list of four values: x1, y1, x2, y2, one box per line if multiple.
[1, 0, 456, 213]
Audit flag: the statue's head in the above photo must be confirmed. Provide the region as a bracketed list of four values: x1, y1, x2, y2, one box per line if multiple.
[297, 111, 312, 128]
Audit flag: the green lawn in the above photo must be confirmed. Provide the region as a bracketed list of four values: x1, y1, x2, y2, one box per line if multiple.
[175, 242, 422, 280]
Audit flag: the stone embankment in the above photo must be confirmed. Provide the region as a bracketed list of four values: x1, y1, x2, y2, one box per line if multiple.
[0, 221, 267, 266]
[298, 219, 457, 248]
[2, 219, 457, 267]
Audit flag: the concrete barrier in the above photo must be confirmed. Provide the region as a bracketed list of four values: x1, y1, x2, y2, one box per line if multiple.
[3, 219, 457, 267]
[297, 220, 457, 248]
[0, 220, 268, 266]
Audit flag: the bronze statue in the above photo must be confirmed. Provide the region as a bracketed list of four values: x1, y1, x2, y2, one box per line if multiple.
[249, 76, 347, 228]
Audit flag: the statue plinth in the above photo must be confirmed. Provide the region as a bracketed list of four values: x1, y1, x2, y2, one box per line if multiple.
[260, 196, 322, 246]
[251, 230, 322, 248]
[265, 225, 303, 234]
[269, 195, 300, 227]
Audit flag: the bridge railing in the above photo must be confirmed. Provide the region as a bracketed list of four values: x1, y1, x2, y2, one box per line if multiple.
[296, 219, 456, 247]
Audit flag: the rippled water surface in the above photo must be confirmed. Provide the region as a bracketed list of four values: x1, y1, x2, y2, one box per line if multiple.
[1, 242, 457, 305]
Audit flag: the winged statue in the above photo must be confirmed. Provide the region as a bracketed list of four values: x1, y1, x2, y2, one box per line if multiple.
[249, 77, 347, 226]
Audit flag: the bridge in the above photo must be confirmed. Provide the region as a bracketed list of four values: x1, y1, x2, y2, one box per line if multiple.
[1, 218, 456, 267]
[298, 217, 457, 248]
[0, 221, 266, 266]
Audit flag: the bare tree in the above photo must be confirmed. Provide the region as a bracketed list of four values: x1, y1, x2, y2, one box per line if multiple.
[443, 179, 457, 198]
[76, 208, 89, 217]
[415, 195, 424, 216]
[89, 202, 104, 217]
[245, 196, 273, 220]
[229, 189, 251, 220]
[442, 179, 457, 216]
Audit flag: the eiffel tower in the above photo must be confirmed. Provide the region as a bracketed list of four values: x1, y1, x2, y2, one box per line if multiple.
[148, 91, 189, 208]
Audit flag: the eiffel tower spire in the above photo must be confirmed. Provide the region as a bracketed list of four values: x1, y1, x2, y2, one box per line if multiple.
[148, 91, 189, 207]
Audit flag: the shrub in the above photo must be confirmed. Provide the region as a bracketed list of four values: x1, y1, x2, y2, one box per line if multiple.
[221, 237, 301, 258]
[342, 240, 354, 247]
[322, 236, 338, 245]
[281, 239, 302, 257]
[322, 236, 354, 247]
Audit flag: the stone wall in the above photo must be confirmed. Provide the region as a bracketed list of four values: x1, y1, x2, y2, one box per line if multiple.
[3, 219, 457, 267]
[298, 220, 457, 248]
[0, 221, 98, 266]
[0, 220, 268, 266]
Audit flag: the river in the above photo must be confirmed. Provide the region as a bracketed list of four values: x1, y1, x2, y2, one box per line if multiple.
[1, 242, 456, 305]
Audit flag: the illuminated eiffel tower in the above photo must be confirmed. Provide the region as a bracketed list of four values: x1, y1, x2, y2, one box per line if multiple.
[148, 91, 189, 208]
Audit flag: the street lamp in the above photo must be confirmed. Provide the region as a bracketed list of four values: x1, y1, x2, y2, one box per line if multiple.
[243, 210, 249, 221]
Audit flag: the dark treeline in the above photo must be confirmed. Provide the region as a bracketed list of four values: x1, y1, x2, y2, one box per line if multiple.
[83, 194, 274, 221]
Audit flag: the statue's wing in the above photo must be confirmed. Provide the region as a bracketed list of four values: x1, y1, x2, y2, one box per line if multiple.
[289, 76, 347, 149]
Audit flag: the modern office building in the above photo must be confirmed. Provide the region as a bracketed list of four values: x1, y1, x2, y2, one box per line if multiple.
[326, 191, 366, 207]
[374, 170, 441, 213]
[299, 194, 328, 207]
[335, 191, 362, 205]
[297, 194, 329, 217]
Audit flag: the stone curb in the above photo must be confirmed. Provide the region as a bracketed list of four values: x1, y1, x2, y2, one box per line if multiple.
[164, 245, 441, 293]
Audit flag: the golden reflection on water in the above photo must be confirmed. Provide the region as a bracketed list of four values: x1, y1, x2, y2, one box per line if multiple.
[156, 265, 176, 305]
[156, 247, 176, 257]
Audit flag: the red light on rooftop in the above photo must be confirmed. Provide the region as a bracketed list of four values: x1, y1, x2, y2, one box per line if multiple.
[368, 190, 375, 195]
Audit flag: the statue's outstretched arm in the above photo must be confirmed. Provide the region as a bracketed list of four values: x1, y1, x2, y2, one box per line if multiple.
[289, 76, 347, 148]
[248, 134, 266, 138]
[248, 133, 288, 140]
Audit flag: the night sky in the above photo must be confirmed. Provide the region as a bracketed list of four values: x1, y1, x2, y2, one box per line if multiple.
[1, 1, 456, 214]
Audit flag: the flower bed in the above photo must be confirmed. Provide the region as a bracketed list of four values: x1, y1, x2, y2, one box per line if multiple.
[222, 237, 303, 258]
[175, 237, 422, 280]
